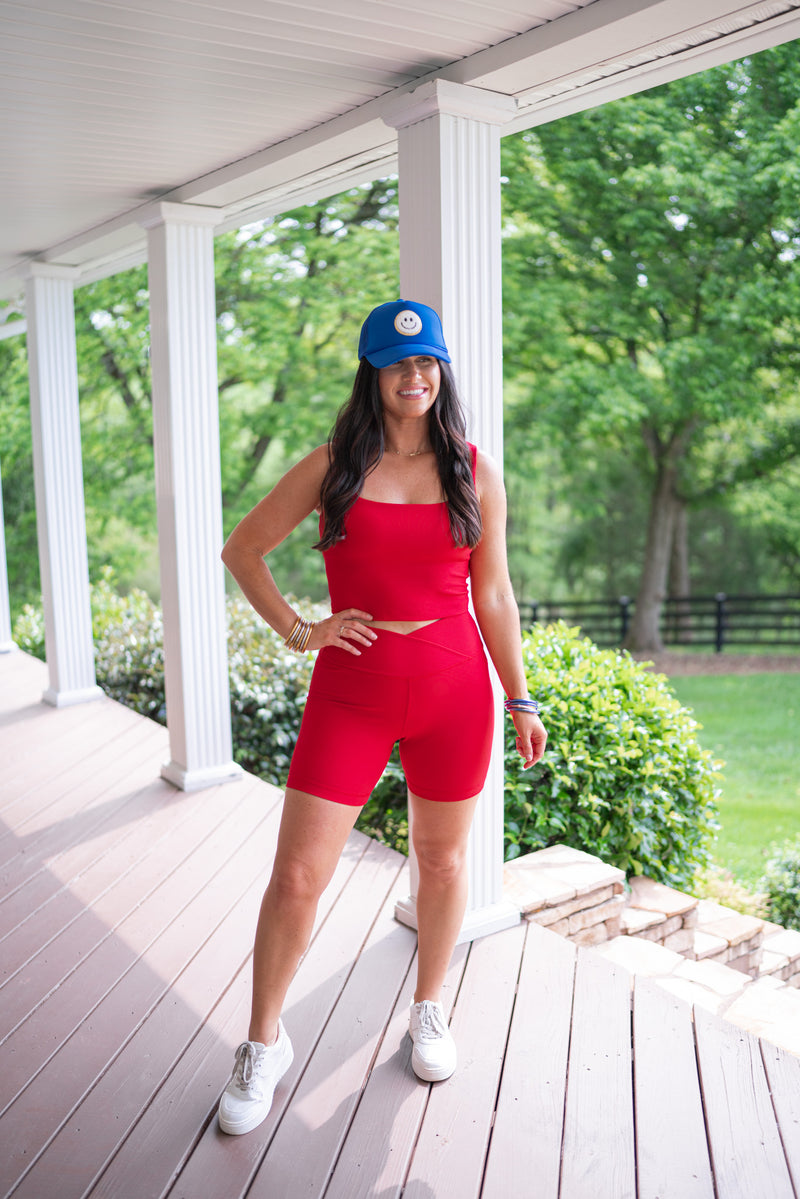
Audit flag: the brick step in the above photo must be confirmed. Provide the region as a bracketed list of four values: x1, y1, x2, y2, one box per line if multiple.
[503, 844, 626, 947]
[622, 876, 800, 986]
[503, 846, 800, 991]
[595, 933, 800, 1058]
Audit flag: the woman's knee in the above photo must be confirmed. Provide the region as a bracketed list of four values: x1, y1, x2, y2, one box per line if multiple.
[267, 855, 329, 908]
[414, 839, 467, 887]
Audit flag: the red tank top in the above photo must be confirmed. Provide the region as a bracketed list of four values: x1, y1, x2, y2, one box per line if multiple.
[321, 445, 477, 620]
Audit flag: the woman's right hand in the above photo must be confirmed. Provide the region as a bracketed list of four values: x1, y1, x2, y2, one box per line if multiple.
[309, 609, 377, 656]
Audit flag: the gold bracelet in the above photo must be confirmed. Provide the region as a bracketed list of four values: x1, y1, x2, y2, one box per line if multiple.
[288, 620, 308, 650]
[284, 617, 316, 653]
[284, 617, 303, 649]
[298, 621, 315, 652]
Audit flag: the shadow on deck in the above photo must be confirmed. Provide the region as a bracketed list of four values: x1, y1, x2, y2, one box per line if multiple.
[1, 650, 799, 1199]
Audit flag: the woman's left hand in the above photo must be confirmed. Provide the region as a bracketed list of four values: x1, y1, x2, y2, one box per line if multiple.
[512, 711, 548, 770]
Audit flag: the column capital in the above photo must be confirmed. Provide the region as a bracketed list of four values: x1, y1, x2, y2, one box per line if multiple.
[382, 79, 517, 131]
[139, 201, 221, 232]
[20, 261, 80, 283]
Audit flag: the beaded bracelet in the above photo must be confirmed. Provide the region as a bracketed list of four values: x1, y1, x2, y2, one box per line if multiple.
[504, 697, 540, 715]
[284, 617, 316, 653]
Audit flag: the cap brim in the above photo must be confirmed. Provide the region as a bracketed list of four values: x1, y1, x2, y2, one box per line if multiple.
[364, 343, 452, 368]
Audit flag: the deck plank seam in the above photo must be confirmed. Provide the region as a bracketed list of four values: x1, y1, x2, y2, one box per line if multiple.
[0, 709, 161, 827]
[0, 775, 277, 1042]
[477, 919, 532, 1199]
[0, 768, 269, 978]
[758, 1038, 800, 1199]
[0, 797, 284, 1189]
[555, 937, 580, 1199]
[0, 783, 284, 1128]
[317, 944, 418, 1198]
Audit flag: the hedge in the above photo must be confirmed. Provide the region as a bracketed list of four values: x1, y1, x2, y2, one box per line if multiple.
[13, 582, 720, 885]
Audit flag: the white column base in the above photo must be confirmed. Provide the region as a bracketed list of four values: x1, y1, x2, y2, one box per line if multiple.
[1, 640, 18, 654]
[43, 683, 104, 707]
[394, 895, 520, 944]
[161, 759, 243, 792]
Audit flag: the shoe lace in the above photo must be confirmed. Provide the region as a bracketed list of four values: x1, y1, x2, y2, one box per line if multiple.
[231, 1042, 264, 1095]
[416, 1001, 447, 1041]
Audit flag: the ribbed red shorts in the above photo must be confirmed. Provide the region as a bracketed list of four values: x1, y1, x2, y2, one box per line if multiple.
[286, 612, 494, 805]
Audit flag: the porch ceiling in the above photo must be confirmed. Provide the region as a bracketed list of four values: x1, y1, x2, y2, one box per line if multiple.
[2, 0, 800, 300]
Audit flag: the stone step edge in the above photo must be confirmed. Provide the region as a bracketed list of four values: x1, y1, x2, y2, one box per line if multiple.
[595, 934, 800, 1059]
[503, 847, 800, 987]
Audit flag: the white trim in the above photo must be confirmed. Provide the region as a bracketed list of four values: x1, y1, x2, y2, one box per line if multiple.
[0, 320, 26, 341]
[139, 201, 222, 231]
[161, 760, 243, 792]
[507, 9, 800, 133]
[2, 3, 797, 295]
[382, 79, 517, 130]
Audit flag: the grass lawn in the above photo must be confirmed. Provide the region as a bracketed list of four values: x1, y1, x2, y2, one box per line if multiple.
[670, 673, 800, 886]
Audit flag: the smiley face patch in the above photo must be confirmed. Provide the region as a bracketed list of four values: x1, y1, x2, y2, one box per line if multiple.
[394, 309, 423, 336]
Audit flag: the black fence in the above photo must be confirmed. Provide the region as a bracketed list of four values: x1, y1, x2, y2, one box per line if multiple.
[519, 594, 800, 652]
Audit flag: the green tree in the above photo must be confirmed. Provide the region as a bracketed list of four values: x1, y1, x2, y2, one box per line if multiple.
[502, 42, 800, 649]
[0, 181, 399, 611]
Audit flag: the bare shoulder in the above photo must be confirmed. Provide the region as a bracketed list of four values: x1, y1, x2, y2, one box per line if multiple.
[269, 443, 330, 499]
[473, 448, 505, 505]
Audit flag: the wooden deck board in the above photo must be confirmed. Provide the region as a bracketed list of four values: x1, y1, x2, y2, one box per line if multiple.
[2, 650, 800, 1199]
[481, 921, 576, 1199]
[405, 921, 527, 1199]
[560, 948, 637, 1199]
[633, 977, 715, 1199]
[695, 1005, 795, 1199]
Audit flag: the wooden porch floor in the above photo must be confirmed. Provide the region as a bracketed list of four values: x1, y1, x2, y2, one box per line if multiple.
[2, 649, 800, 1199]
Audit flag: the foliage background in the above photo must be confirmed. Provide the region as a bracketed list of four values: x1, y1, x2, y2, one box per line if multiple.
[2, 46, 800, 628]
[14, 591, 721, 887]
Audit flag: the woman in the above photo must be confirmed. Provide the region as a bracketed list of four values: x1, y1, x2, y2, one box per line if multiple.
[218, 299, 547, 1135]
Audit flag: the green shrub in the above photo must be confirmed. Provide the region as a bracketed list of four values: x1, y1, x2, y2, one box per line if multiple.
[12, 573, 322, 787]
[504, 623, 721, 887]
[13, 602, 46, 659]
[14, 590, 721, 885]
[759, 837, 800, 930]
[692, 864, 769, 918]
[225, 595, 322, 785]
[91, 570, 166, 721]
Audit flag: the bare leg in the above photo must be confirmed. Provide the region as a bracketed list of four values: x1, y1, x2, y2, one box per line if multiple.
[408, 790, 481, 1004]
[249, 788, 361, 1045]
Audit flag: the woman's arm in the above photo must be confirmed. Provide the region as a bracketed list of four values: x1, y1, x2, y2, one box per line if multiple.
[469, 451, 547, 769]
[221, 445, 375, 655]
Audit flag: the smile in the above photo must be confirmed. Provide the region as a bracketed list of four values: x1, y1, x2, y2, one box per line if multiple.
[398, 388, 427, 397]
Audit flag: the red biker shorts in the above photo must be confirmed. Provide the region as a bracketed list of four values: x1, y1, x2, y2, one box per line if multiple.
[286, 612, 494, 806]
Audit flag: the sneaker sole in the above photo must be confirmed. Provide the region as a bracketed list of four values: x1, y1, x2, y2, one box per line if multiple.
[411, 1051, 456, 1083]
[218, 1104, 273, 1136]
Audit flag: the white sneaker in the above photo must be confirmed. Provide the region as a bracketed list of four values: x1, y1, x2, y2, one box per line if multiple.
[409, 1000, 457, 1082]
[218, 1023, 293, 1135]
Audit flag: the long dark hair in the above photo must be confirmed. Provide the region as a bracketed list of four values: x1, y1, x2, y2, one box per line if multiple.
[315, 358, 483, 551]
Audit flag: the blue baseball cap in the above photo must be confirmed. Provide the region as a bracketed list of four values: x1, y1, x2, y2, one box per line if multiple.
[358, 299, 451, 368]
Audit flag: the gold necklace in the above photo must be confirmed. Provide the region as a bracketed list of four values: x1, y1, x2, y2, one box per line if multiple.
[389, 446, 432, 457]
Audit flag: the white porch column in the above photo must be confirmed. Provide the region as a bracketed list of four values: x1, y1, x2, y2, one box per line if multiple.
[24, 264, 102, 704]
[0, 457, 16, 652]
[384, 80, 520, 941]
[142, 202, 241, 791]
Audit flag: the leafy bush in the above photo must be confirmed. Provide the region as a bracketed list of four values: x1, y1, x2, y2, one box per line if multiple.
[91, 570, 166, 720]
[12, 572, 322, 787]
[759, 837, 800, 930]
[504, 623, 720, 887]
[14, 589, 721, 886]
[692, 864, 769, 918]
[225, 595, 321, 785]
